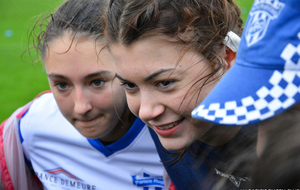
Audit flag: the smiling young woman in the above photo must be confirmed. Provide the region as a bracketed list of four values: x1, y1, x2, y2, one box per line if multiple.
[110, 37, 226, 151]
[105, 0, 258, 189]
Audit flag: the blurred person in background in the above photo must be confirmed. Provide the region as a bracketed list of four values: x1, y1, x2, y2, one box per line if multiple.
[252, 103, 300, 188]
[192, 0, 300, 188]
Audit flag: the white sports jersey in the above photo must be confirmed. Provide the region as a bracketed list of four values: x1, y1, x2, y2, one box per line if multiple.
[19, 93, 165, 190]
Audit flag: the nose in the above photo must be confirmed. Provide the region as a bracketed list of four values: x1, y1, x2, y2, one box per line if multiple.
[74, 88, 92, 115]
[137, 93, 164, 122]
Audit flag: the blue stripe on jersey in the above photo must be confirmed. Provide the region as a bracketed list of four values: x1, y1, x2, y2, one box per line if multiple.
[18, 109, 29, 143]
[18, 108, 32, 168]
[87, 118, 145, 157]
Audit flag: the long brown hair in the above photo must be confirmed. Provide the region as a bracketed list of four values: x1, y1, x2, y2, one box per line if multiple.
[108, 0, 242, 74]
[106, 0, 243, 107]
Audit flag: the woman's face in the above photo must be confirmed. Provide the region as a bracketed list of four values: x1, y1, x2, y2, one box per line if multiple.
[109, 37, 219, 151]
[44, 33, 129, 144]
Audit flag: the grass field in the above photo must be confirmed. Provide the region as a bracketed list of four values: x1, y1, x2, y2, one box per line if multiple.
[0, 0, 254, 122]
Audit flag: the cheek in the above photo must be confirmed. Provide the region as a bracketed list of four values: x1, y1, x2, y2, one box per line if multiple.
[96, 85, 127, 112]
[111, 83, 127, 106]
[126, 95, 140, 117]
[180, 77, 218, 111]
[95, 91, 114, 109]
[52, 93, 73, 118]
[196, 80, 219, 103]
[168, 88, 194, 110]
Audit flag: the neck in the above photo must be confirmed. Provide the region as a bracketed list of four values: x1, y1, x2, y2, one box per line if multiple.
[117, 107, 137, 129]
[99, 108, 136, 146]
[200, 124, 242, 147]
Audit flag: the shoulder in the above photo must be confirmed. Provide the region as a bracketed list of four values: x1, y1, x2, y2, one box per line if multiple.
[23, 93, 59, 120]
[20, 92, 65, 133]
[29, 93, 57, 112]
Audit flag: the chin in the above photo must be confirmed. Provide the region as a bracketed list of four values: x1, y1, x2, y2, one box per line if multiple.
[159, 136, 191, 152]
[77, 129, 99, 139]
[79, 133, 97, 139]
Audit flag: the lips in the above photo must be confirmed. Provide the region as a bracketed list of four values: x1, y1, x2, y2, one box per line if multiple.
[75, 115, 102, 126]
[155, 119, 183, 130]
[79, 118, 97, 122]
[153, 119, 184, 137]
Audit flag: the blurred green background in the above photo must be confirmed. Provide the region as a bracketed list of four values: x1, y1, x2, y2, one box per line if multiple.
[0, 0, 255, 122]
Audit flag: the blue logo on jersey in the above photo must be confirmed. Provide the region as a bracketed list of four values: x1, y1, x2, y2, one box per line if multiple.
[245, 0, 285, 46]
[131, 170, 164, 190]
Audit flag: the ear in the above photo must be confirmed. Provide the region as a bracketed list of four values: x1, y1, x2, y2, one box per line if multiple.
[223, 47, 237, 71]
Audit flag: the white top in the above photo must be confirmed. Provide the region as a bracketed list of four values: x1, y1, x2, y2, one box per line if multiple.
[19, 93, 165, 190]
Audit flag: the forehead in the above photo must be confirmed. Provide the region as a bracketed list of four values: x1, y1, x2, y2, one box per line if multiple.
[109, 37, 206, 76]
[44, 34, 114, 73]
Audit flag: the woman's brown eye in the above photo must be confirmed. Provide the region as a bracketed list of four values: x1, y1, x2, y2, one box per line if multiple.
[156, 80, 174, 88]
[120, 82, 137, 90]
[162, 81, 171, 86]
[127, 83, 137, 88]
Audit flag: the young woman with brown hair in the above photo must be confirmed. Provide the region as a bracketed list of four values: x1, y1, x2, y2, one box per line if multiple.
[105, 0, 257, 189]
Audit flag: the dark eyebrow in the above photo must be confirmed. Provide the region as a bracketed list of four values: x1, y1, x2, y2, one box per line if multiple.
[47, 74, 68, 80]
[144, 69, 174, 82]
[47, 71, 111, 80]
[115, 73, 131, 83]
[115, 68, 174, 83]
[84, 71, 111, 79]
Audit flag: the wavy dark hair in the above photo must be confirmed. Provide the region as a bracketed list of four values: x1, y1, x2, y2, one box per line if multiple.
[27, 0, 107, 63]
[106, 0, 243, 89]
